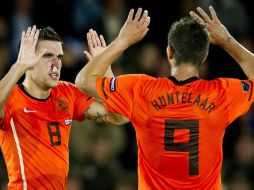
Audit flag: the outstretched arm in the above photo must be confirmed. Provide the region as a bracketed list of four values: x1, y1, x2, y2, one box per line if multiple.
[79, 29, 129, 125]
[190, 6, 254, 79]
[81, 29, 129, 125]
[0, 26, 46, 118]
[75, 8, 150, 98]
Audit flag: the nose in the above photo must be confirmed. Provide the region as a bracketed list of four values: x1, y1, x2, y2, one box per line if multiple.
[51, 57, 61, 69]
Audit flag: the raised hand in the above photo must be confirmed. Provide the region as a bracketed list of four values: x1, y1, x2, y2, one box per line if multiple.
[118, 8, 150, 47]
[189, 6, 231, 46]
[84, 29, 107, 61]
[17, 25, 47, 70]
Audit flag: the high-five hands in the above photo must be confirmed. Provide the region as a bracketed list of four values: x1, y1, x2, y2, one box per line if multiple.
[17, 25, 47, 70]
[84, 29, 107, 61]
[118, 8, 150, 47]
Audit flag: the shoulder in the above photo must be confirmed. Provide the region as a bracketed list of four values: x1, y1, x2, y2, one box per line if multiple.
[54, 81, 81, 92]
[117, 74, 156, 86]
[207, 78, 251, 93]
[7, 84, 23, 101]
[201, 77, 233, 86]
[117, 74, 155, 80]
[53, 80, 89, 98]
[56, 81, 76, 88]
[213, 77, 241, 87]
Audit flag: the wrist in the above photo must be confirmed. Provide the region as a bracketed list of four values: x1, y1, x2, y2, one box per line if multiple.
[14, 61, 28, 74]
[220, 35, 234, 49]
[114, 36, 132, 51]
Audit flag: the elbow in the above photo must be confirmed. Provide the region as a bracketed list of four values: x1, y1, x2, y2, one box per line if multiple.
[75, 75, 89, 93]
[75, 74, 98, 97]
[113, 115, 130, 126]
[117, 118, 130, 126]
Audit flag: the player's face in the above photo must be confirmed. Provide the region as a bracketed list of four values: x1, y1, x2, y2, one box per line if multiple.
[31, 40, 63, 88]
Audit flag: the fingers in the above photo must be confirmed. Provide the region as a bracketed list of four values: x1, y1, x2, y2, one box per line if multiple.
[83, 50, 92, 61]
[33, 27, 40, 46]
[139, 10, 149, 26]
[26, 26, 38, 43]
[20, 31, 26, 50]
[100, 35, 106, 47]
[132, 8, 150, 25]
[94, 30, 101, 47]
[143, 16, 151, 28]
[25, 26, 32, 38]
[30, 25, 37, 40]
[189, 11, 206, 25]
[87, 31, 93, 49]
[134, 8, 143, 22]
[23, 26, 39, 41]
[136, 9, 150, 31]
[21, 26, 32, 48]
[129, 8, 150, 30]
[209, 6, 219, 21]
[127, 9, 135, 20]
[90, 29, 100, 47]
[20, 25, 39, 50]
[85, 29, 106, 60]
[190, 6, 220, 25]
[87, 29, 105, 48]
[122, 8, 150, 45]
[197, 7, 212, 23]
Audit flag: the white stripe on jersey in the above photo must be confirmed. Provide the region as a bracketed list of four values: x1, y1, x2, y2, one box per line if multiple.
[10, 118, 27, 190]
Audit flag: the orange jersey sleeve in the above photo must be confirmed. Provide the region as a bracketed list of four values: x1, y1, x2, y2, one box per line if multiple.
[96, 74, 150, 119]
[96, 75, 254, 190]
[57, 81, 95, 121]
[217, 78, 254, 122]
[0, 81, 95, 190]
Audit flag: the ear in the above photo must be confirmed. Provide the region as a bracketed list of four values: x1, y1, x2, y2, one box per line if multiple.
[201, 52, 208, 64]
[166, 45, 174, 60]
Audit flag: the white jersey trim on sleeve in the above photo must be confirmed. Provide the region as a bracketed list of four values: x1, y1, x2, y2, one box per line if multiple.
[10, 118, 27, 190]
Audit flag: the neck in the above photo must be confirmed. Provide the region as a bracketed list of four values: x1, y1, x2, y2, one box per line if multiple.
[171, 64, 199, 81]
[22, 79, 51, 99]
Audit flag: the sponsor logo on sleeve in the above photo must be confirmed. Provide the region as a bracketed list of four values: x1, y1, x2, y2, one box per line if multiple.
[110, 77, 117, 92]
[241, 81, 249, 92]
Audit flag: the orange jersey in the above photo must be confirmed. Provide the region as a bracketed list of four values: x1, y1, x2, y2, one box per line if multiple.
[0, 81, 95, 190]
[96, 75, 254, 190]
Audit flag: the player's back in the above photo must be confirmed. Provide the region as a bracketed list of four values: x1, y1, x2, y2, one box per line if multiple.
[131, 76, 253, 190]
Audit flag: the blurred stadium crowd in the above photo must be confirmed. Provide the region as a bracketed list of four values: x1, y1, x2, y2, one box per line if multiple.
[0, 0, 254, 189]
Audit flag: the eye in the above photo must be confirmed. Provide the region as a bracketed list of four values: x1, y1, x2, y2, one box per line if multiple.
[58, 55, 64, 61]
[43, 53, 53, 59]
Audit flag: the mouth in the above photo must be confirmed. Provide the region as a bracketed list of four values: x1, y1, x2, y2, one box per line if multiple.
[49, 72, 59, 80]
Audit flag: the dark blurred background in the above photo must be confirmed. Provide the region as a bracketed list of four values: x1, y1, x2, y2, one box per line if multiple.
[1, 0, 254, 189]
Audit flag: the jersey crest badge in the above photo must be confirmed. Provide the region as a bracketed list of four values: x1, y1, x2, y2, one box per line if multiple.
[56, 98, 68, 112]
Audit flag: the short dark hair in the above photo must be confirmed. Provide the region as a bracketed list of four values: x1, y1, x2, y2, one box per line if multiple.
[39, 26, 63, 43]
[168, 17, 210, 66]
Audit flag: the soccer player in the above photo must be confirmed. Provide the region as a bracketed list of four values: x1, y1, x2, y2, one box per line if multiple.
[75, 7, 254, 189]
[0, 26, 128, 190]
